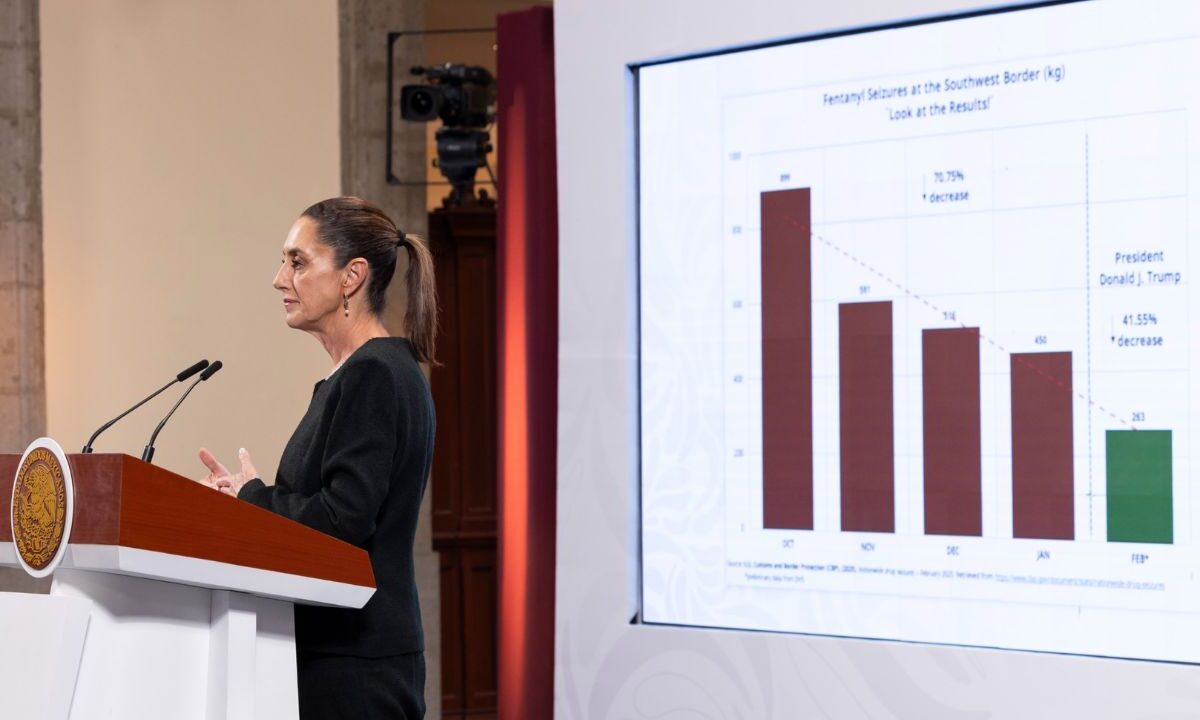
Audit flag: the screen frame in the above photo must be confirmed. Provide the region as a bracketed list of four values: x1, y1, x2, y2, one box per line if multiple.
[621, 0, 1200, 668]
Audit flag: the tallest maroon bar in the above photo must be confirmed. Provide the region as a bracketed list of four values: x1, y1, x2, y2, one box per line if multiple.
[761, 188, 813, 530]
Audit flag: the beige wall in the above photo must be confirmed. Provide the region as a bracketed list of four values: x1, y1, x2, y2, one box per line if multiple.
[41, 1, 341, 482]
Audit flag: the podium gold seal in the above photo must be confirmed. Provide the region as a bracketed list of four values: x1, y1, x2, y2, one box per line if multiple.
[12, 447, 68, 572]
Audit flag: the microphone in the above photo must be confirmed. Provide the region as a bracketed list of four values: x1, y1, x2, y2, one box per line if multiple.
[82, 359, 210, 453]
[141, 361, 223, 463]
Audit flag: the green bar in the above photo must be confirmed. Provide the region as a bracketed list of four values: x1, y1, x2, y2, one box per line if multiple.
[1107, 430, 1173, 544]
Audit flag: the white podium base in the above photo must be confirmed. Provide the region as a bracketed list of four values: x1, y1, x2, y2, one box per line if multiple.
[52, 568, 299, 720]
[0, 591, 91, 720]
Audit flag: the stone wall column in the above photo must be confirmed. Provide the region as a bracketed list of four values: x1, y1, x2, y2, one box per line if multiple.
[0, 0, 48, 594]
[339, 1, 440, 716]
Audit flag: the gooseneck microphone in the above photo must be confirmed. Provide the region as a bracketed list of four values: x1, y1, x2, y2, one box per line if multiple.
[141, 361, 223, 463]
[82, 359, 210, 453]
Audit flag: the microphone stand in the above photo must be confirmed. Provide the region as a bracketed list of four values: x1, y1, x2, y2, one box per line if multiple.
[141, 361, 222, 463]
[82, 359, 209, 453]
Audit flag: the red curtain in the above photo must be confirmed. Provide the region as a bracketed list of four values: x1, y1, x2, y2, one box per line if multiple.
[496, 7, 557, 720]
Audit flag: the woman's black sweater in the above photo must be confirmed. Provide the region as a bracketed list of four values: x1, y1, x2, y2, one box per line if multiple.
[238, 337, 434, 657]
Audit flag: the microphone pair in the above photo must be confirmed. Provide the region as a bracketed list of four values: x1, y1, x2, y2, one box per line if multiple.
[81, 359, 224, 463]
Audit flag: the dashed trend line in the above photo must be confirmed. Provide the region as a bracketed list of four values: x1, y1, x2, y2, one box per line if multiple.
[781, 214, 1132, 430]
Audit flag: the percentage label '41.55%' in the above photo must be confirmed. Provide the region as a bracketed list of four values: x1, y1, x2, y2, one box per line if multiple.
[1122, 313, 1159, 327]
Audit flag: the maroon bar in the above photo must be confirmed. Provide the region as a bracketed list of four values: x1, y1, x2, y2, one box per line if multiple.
[1011, 352, 1075, 539]
[922, 328, 982, 536]
[839, 301, 894, 532]
[761, 188, 813, 530]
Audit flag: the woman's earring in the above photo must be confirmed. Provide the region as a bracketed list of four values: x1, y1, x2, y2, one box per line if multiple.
[343, 294, 350, 317]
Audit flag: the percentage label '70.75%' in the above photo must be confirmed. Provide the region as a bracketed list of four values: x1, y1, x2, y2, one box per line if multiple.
[933, 169, 966, 183]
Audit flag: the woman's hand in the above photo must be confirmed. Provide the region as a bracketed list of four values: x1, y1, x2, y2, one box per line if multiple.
[197, 447, 259, 497]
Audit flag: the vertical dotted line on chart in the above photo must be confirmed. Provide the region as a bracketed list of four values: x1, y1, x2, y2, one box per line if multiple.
[1085, 130, 1094, 539]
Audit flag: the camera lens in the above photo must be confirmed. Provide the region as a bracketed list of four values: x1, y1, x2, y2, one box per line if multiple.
[400, 85, 441, 122]
[410, 90, 434, 116]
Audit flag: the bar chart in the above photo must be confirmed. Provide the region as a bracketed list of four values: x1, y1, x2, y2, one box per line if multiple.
[750, 139, 1181, 547]
[643, 0, 1200, 667]
[638, 0, 1200, 661]
[713, 105, 1194, 637]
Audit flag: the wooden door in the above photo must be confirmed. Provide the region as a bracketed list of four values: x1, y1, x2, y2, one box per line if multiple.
[428, 206, 498, 719]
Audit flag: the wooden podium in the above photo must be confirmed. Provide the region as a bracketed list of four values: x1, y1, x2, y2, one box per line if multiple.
[0, 453, 376, 720]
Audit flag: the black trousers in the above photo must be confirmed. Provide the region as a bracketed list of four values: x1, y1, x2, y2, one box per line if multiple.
[297, 652, 426, 719]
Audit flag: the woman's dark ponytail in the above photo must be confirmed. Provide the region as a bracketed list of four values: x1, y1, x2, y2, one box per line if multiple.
[399, 233, 438, 365]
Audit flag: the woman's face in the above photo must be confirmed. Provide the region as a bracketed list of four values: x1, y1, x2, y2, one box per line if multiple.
[274, 217, 344, 331]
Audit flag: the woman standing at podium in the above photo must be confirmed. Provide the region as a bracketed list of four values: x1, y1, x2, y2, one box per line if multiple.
[196, 196, 436, 719]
